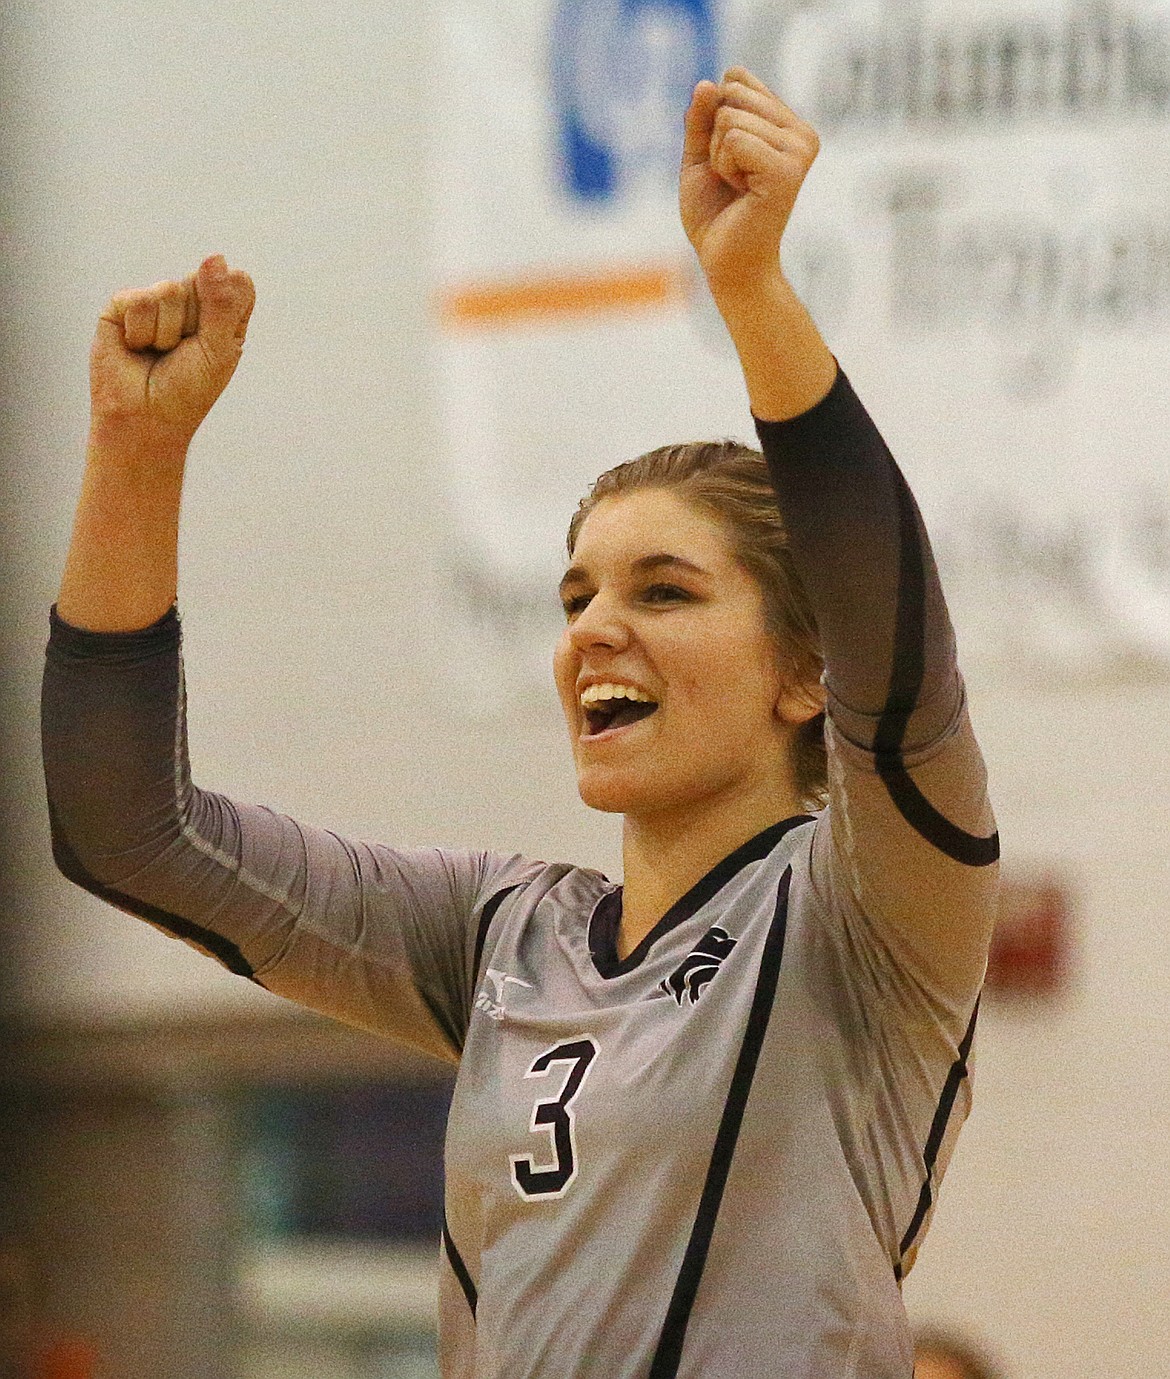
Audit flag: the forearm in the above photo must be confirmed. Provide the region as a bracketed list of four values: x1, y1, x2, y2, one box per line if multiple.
[712, 269, 837, 423]
[715, 269, 962, 737]
[755, 370, 959, 746]
[57, 425, 188, 633]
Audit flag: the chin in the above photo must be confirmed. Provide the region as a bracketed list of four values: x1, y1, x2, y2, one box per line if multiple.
[573, 760, 654, 814]
[575, 774, 638, 815]
[574, 764, 702, 817]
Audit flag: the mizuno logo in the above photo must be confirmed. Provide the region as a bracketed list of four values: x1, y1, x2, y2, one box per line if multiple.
[475, 967, 533, 1022]
[659, 927, 737, 1006]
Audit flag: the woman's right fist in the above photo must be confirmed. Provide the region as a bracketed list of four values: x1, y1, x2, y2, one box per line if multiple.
[89, 254, 255, 449]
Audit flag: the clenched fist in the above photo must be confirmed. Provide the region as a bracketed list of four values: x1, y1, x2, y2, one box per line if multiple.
[680, 68, 820, 303]
[90, 254, 255, 451]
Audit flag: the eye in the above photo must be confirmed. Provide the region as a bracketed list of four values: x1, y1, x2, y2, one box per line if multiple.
[560, 591, 592, 620]
[642, 582, 692, 605]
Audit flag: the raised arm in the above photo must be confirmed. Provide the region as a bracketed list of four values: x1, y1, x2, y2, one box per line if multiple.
[681, 71, 998, 999]
[43, 258, 534, 1061]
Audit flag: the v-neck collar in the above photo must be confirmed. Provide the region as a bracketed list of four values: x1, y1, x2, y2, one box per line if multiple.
[587, 814, 812, 979]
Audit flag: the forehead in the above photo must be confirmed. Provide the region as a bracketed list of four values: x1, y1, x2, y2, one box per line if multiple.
[569, 488, 734, 569]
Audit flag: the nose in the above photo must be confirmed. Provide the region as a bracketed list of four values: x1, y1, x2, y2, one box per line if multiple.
[566, 589, 630, 653]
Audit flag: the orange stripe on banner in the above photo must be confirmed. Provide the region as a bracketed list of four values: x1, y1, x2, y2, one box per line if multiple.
[439, 263, 690, 328]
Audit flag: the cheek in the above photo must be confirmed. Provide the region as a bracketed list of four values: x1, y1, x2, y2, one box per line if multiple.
[665, 627, 779, 718]
[552, 633, 576, 707]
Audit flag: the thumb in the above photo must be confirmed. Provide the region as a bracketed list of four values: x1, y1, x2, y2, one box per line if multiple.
[193, 254, 255, 356]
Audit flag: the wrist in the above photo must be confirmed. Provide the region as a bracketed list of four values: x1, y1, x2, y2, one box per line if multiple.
[706, 265, 796, 331]
[86, 417, 190, 474]
[705, 268, 836, 423]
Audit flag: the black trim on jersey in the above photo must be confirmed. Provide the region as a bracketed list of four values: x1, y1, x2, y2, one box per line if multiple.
[588, 815, 810, 980]
[894, 996, 981, 1282]
[48, 802, 258, 979]
[472, 882, 525, 988]
[442, 1210, 478, 1318]
[648, 867, 793, 1377]
[872, 464, 999, 869]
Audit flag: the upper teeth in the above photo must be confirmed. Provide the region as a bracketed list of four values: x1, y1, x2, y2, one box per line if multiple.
[580, 682, 656, 707]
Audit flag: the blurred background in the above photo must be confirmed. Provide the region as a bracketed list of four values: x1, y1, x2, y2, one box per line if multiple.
[3, 0, 1170, 1375]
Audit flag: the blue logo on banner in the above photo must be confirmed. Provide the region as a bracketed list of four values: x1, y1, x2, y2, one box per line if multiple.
[551, 0, 718, 202]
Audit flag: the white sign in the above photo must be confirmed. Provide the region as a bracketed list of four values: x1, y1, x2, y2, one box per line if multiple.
[434, 0, 1170, 688]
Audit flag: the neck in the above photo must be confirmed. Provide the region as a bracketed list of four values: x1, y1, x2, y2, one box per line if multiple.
[618, 783, 806, 959]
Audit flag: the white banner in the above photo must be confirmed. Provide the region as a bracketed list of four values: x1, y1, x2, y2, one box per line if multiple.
[433, 0, 1170, 690]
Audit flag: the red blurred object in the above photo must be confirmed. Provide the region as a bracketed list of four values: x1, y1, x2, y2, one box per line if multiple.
[34, 1339, 99, 1379]
[986, 872, 1074, 997]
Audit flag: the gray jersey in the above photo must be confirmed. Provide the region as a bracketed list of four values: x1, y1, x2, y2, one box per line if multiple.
[42, 369, 998, 1378]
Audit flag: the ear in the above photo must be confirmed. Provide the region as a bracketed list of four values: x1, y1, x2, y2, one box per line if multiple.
[774, 674, 825, 727]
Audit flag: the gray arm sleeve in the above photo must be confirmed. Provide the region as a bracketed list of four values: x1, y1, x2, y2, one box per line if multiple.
[756, 370, 999, 1002]
[41, 609, 538, 1064]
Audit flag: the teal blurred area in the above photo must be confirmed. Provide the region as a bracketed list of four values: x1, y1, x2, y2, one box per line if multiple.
[2, 1012, 454, 1377]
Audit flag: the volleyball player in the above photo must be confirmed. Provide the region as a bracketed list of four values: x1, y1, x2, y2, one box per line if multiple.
[42, 69, 999, 1377]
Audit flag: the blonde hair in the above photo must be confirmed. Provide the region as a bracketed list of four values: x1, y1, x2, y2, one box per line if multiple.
[567, 440, 827, 809]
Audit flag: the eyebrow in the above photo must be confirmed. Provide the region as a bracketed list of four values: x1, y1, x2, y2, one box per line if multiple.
[558, 552, 709, 597]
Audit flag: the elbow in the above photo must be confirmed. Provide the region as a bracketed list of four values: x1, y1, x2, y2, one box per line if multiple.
[44, 786, 172, 899]
[47, 799, 115, 900]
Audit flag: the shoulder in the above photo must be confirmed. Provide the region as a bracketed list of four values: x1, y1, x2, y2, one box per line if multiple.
[474, 856, 610, 908]
[469, 854, 612, 934]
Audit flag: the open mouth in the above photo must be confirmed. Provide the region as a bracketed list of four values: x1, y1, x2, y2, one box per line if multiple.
[580, 683, 659, 737]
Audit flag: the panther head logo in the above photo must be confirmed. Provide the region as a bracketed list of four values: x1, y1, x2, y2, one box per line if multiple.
[659, 926, 738, 1006]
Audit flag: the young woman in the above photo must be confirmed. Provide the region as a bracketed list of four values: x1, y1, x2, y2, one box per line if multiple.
[42, 70, 998, 1378]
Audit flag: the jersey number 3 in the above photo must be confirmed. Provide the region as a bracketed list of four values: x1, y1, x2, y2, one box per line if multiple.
[510, 1037, 599, 1201]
